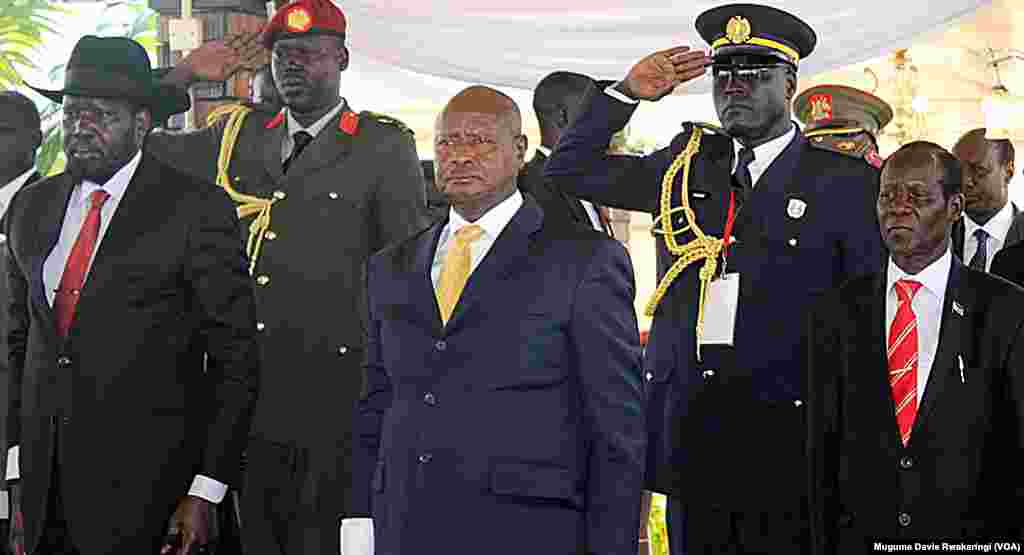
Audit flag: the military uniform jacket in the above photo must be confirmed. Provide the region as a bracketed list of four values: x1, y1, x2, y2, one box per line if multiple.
[148, 102, 429, 516]
[545, 85, 883, 510]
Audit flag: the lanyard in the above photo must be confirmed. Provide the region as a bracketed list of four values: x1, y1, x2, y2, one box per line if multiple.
[721, 190, 738, 261]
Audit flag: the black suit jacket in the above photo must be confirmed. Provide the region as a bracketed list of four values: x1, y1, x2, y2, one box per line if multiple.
[3, 155, 259, 555]
[806, 260, 1024, 553]
[520, 151, 607, 233]
[992, 240, 1024, 286]
[952, 202, 1024, 263]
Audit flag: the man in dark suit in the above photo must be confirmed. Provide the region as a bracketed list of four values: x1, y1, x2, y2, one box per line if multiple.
[0, 91, 42, 555]
[3, 36, 259, 555]
[951, 129, 1024, 271]
[343, 86, 645, 555]
[148, 1, 429, 552]
[806, 142, 1024, 553]
[545, 5, 883, 553]
[521, 71, 613, 234]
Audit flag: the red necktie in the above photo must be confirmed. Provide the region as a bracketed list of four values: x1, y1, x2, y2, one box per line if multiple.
[54, 189, 110, 337]
[888, 279, 923, 446]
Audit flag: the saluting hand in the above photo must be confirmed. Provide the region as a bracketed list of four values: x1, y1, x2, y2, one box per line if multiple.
[169, 31, 265, 85]
[617, 46, 712, 101]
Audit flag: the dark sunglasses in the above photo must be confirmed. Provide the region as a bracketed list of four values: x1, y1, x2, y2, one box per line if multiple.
[711, 63, 789, 85]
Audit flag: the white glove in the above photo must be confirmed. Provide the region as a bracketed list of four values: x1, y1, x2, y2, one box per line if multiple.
[340, 517, 374, 555]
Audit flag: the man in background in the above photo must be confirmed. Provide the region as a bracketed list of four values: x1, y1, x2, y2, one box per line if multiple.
[521, 71, 613, 234]
[794, 84, 891, 169]
[951, 128, 1024, 271]
[0, 91, 42, 555]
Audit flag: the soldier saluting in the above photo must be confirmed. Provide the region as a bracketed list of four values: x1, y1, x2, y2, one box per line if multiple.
[545, 3, 883, 553]
[149, 0, 429, 553]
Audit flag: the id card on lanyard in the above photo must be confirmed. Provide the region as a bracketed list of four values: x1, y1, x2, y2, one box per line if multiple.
[701, 190, 740, 346]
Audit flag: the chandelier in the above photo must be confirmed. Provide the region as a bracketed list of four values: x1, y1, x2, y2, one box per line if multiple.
[885, 49, 929, 146]
[981, 49, 1024, 140]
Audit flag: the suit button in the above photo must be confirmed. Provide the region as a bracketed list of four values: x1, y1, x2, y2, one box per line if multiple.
[435, 340, 447, 351]
[898, 512, 911, 527]
[793, 399, 803, 407]
[264, 231, 277, 241]
[899, 456, 913, 470]
[61, 416, 71, 425]
[418, 453, 432, 464]
[423, 393, 436, 406]
[57, 356, 71, 368]
[329, 192, 340, 199]
[702, 369, 715, 379]
[273, 190, 286, 200]
[256, 275, 270, 286]
[338, 346, 348, 355]
[256, 322, 266, 331]
[788, 237, 798, 247]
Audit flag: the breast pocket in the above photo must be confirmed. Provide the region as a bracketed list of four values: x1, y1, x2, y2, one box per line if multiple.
[483, 313, 569, 390]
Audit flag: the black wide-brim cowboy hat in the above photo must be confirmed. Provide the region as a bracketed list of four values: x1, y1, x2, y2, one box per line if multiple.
[30, 35, 190, 123]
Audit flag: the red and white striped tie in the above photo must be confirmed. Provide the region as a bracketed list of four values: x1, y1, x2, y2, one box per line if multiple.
[888, 279, 923, 446]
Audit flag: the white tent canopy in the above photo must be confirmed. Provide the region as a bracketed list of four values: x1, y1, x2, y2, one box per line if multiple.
[342, 0, 990, 93]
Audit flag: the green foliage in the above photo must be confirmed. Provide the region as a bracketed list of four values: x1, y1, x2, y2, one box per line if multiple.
[0, 0, 65, 88]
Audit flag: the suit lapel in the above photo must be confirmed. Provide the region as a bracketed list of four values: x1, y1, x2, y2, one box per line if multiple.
[952, 219, 965, 260]
[31, 173, 75, 320]
[444, 197, 543, 331]
[1004, 203, 1024, 247]
[911, 261, 973, 443]
[865, 272, 905, 449]
[262, 117, 286, 184]
[413, 220, 446, 335]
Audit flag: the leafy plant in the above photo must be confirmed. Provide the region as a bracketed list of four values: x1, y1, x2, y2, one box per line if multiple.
[0, 0, 64, 89]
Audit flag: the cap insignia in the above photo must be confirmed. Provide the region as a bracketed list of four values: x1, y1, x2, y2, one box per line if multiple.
[809, 93, 833, 122]
[286, 7, 313, 33]
[725, 16, 752, 44]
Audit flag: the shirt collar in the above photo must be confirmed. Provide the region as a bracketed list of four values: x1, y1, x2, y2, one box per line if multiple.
[733, 123, 796, 173]
[80, 149, 142, 203]
[445, 190, 524, 242]
[887, 247, 952, 300]
[286, 99, 347, 139]
[964, 201, 1015, 245]
[536, 145, 552, 158]
[0, 167, 37, 217]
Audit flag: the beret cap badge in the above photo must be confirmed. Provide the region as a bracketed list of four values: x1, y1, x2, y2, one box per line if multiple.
[286, 7, 313, 33]
[725, 16, 752, 44]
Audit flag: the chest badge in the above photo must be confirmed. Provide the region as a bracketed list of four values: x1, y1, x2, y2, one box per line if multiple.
[786, 198, 807, 219]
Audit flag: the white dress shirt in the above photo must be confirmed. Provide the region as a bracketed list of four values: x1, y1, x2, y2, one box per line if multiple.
[603, 84, 796, 187]
[885, 249, 952, 399]
[430, 190, 524, 286]
[7, 150, 228, 504]
[963, 201, 1015, 271]
[343, 190, 525, 555]
[536, 145, 604, 232]
[0, 167, 34, 519]
[280, 99, 346, 162]
[0, 168, 36, 219]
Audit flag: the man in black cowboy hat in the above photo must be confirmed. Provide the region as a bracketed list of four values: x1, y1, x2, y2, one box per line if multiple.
[545, 3, 883, 553]
[3, 35, 259, 555]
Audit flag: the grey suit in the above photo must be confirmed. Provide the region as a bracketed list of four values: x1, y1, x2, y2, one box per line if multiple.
[148, 102, 429, 554]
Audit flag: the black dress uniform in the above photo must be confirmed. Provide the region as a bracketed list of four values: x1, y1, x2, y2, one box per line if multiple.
[546, 5, 884, 554]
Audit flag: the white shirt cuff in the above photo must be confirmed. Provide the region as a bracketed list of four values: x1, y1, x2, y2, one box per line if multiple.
[0, 490, 7, 519]
[340, 518, 374, 555]
[188, 474, 228, 504]
[6, 446, 18, 481]
[604, 83, 640, 104]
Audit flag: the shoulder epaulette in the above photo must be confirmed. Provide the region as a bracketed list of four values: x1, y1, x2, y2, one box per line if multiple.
[807, 133, 880, 168]
[206, 103, 253, 127]
[360, 110, 414, 136]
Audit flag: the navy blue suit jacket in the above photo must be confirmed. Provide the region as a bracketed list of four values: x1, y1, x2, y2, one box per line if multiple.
[349, 196, 646, 555]
[546, 86, 884, 511]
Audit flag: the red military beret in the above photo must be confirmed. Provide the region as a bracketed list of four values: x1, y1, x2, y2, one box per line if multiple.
[261, 0, 347, 49]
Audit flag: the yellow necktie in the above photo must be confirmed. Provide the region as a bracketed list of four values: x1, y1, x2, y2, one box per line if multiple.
[436, 224, 484, 324]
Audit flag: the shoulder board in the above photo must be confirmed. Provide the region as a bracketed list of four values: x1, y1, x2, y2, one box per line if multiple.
[807, 133, 878, 167]
[205, 103, 253, 126]
[360, 111, 414, 136]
